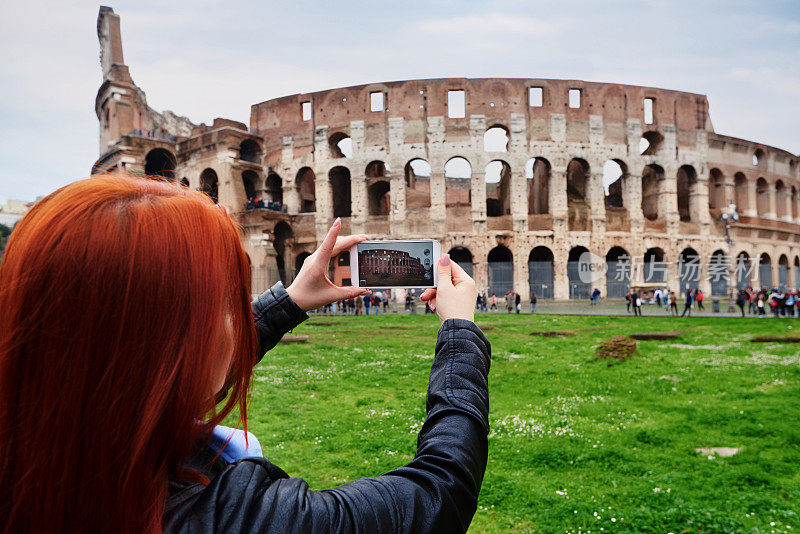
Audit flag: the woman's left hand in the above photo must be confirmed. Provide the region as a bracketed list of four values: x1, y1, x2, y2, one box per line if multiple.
[286, 218, 371, 312]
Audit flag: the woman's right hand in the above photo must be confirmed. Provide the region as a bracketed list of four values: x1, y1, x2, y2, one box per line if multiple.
[420, 254, 476, 323]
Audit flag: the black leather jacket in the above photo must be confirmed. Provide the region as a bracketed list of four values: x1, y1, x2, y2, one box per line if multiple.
[164, 282, 491, 533]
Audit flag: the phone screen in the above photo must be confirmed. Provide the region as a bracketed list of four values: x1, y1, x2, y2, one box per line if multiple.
[357, 241, 436, 288]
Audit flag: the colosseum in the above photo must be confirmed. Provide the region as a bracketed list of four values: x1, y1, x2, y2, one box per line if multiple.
[92, 7, 800, 304]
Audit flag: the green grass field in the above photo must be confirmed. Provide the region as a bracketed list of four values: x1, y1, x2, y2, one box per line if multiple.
[243, 313, 800, 533]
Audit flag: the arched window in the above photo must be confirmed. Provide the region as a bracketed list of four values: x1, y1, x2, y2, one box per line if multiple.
[678, 248, 700, 293]
[529, 246, 554, 299]
[483, 126, 509, 152]
[265, 173, 283, 205]
[676, 165, 697, 222]
[775, 180, 787, 219]
[708, 168, 725, 212]
[639, 131, 663, 155]
[566, 159, 589, 201]
[644, 248, 666, 283]
[296, 167, 316, 213]
[709, 249, 728, 296]
[295, 252, 311, 277]
[605, 246, 630, 298]
[756, 178, 769, 217]
[329, 167, 352, 217]
[487, 245, 513, 296]
[603, 160, 625, 209]
[448, 247, 473, 278]
[145, 149, 176, 180]
[404, 159, 431, 210]
[273, 222, 294, 285]
[792, 186, 799, 221]
[759, 253, 772, 288]
[444, 157, 471, 208]
[778, 254, 790, 290]
[735, 252, 751, 289]
[525, 157, 550, 215]
[753, 148, 766, 167]
[641, 164, 663, 221]
[242, 170, 259, 200]
[734, 173, 748, 213]
[567, 246, 591, 299]
[239, 139, 261, 163]
[485, 160, 511, 217]
[329, 132, 352, 158]
[366, 160, 387, 179]
[368, 181, 391, 216]
[199, 168, 219, 204]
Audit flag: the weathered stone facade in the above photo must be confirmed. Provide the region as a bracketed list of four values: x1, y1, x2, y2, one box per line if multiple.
[93, 7, 800, 301]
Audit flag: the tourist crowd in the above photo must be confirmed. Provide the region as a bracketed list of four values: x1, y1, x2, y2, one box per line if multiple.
[736, 287, 799, 317]
[245, 197, 284, 212]
[317, 290, 391, 315]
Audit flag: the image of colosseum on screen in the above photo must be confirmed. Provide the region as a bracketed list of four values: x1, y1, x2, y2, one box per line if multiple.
[357, 242, 434, 287]
[92, 7, 800, 302]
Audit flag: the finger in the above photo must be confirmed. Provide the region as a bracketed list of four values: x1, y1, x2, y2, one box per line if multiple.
[317, 218, 341, 259]
[428, 297, 437, 311]
[436, 254, 453, 288]
[331, 234, 368, 256]
[419, 288, 437, 301]
[336, 286, 372, 300]
[449, 260, 473, 286]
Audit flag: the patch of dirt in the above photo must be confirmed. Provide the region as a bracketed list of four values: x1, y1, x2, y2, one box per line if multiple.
[530, 325, 621, 337]
[659, 376, 683, 382]
[694, 447, 741, 457]
[630, 331, 683, 340]
[750, 336, 800, 343]
[596, 336, 637, 364]
[281, 335, 309, 343]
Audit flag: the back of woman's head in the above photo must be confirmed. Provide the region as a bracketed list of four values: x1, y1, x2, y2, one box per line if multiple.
[0, 175, 256, 533]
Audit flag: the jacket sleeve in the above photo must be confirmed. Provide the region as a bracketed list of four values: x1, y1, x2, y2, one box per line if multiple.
[251, 282, 309, 363]
[173, 319, 490, 534]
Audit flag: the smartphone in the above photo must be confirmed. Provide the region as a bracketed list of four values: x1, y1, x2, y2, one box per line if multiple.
[350, 240, 441, 289]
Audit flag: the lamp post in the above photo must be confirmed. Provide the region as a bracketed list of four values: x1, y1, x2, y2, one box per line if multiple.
[721, 203, 739, 313]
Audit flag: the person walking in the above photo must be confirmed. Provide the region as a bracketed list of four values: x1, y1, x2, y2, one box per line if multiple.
[631, 290, 642, 316]
[736, 289, 747, 317]
[364, 293, 371, 315]
[681, 289, 693, 317]
[696, 289, 705, 311]
[530, 292, 537, 313]
[625, 291, 632, 313]
[481, 292, 487, 312]
[505, 291, 515, 314]
[515, 292, 521, 314]
[490, 293, 497, 311]
[669, 291, 678, 316]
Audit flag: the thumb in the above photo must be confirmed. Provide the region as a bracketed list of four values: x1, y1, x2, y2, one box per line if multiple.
[437, 254, 453, 288]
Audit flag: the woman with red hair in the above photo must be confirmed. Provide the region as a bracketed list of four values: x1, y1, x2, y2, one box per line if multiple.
[0, 175, 490, 533]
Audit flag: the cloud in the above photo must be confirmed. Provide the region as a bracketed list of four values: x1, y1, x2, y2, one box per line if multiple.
[415, 12, 556, 37]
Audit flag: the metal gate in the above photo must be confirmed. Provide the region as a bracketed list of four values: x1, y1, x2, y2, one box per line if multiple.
[736, 260, 751, 289]
[488, 261, 513, 296]
[679, 260, 700, 294]
[779, 265, 788, 290]
[605, 260, 629, 298]
[710, 272, 728, 296]
[461, 262, 474, 278]
[643, 261, 667, 283]
[759, 264, 773, 289]
[796, 266, 800, 290]
[567, 261, 591, 299]
[528, 261, 553, 299]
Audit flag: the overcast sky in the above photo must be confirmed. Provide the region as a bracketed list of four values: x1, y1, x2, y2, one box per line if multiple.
[1, 0, 799, 203]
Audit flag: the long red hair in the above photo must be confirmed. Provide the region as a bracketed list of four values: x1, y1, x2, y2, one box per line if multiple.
[0, 175, 256, 533]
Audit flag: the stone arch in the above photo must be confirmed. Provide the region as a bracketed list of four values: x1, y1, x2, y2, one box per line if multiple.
[329, 166, 352, 217]
[753, 148, 766, 167]
[567, 246, 591, 299]
[295, 251, 311, 275]
[677, 165, 698, 222]
[759, 252, 772, 288]
[678, 247, 700, 292]
[708, 168, 725, 212]
[448, 246, 473, 277]
[365, 160, 387, 180]
[640, 131, 663, 155]
[778, 254, 790, 289]
[526, 157, 550, 215]
[329, 132, 352, 159]
[485, 160, 511, 217]
[642, 164, 664, 221]
[794, 255, 800, 289]
[756, 178, 769, 217]
[144, 148, 176, 180]
[242, 170, 259, 200]
[487, 245, 513, 296]
[239, 139, 262, 163]
[644, 247, 666, 283]
[528, 246, 554, 299]
[444, 157, 472, 208]
[775, 180, 787, 219]
[368, 180, 391, 216]
[199, 168, 219, 204]
[603, 159, 627, 209]
[296, 167, 316, 213]
[792, 186, 799, 220]
[265, 173, 283, 204]
[734, 173, 749, 213]
[273, 221, 294, 285]
[484, 125, 509, 152]
[735, 251, 752, 289]
[605, 246, 630, 298]
[566, 158, 589, 201]
[404, 158, 431, 209]
[709, 249, 728, 296]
